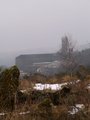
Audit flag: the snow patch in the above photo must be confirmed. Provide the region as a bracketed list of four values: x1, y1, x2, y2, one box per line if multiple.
[33, 80, 81, 91]
[33, 83, 68, 91]
[68, 104, 85, 115]
[19, 111, 30, 115]
[87, 84, 90, 89]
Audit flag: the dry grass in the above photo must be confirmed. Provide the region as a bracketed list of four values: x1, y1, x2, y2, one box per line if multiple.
[0, 73, 90, 120]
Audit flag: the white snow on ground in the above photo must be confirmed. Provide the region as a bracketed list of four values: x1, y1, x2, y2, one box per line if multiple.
[19, 111, 30, 115]
[75, 79, 81, 83]
[33, 80, 80, 91]
[69, 79, 80, 85]
[68, 104, 85, 115]
[0, 111, 30, 116]
[20, 88, 31, 93]
[0, 113, 6, 116]
[87, 84, 90, 89]
[33, 83, 68, 91]
[19, 80, 80, 92]
[20, 90, 27, 93]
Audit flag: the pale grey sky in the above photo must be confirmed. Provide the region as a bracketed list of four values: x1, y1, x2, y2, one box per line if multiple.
[0, 0, 90, 65]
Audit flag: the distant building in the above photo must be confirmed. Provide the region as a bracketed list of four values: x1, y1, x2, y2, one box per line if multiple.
[15, 37, 90, 75]
[16, 53, 61, 75]
[16, 38, 71, 75]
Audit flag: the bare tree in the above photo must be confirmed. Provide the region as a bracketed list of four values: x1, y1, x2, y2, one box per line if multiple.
[61, 35, 78, 76]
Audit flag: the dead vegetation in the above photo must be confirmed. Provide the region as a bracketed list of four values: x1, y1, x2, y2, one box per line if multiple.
[0, 70, 90, 120]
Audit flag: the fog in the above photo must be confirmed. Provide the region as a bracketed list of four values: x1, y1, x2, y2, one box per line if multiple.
[0, 0, 90, 66]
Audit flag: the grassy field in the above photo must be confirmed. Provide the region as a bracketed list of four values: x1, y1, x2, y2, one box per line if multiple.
[0, 73, 90, 120]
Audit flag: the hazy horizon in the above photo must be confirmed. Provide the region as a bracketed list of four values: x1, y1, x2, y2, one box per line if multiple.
[0, 0, 90, 66]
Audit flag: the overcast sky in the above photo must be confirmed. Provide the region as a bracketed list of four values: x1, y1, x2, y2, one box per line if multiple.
[0, 0, 90, 66]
